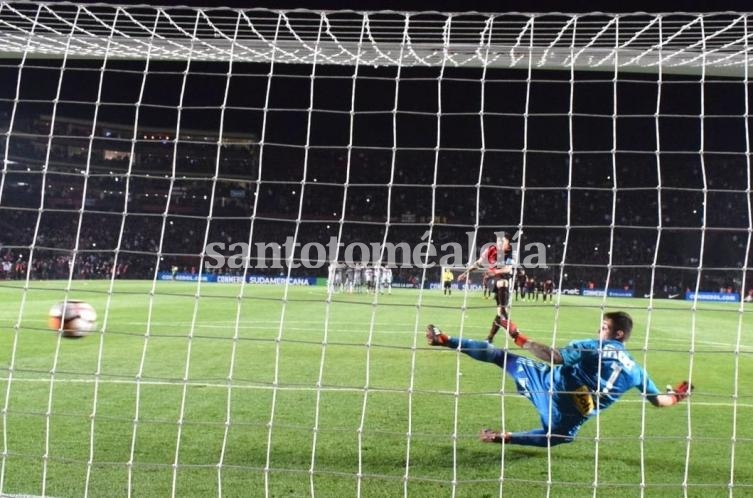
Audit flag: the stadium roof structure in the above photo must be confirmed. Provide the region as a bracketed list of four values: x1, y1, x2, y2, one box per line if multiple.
[0, 3, 751, 77]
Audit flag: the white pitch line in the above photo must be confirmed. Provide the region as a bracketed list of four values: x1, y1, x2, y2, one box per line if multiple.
[1, 376, 751, 409]
[7, 317, 753, 352]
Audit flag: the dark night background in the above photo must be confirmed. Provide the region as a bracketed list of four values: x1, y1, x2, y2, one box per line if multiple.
[0, 0, 751, 297]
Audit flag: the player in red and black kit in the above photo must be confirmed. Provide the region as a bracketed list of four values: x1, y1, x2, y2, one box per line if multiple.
[481, 272, 492, 299]
[458, 231, 514, 343]
[515, 269, 527, 301]
[543, 278, 554, 302]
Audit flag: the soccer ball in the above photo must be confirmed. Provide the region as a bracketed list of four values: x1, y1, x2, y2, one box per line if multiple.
[48, 300, 97, 338]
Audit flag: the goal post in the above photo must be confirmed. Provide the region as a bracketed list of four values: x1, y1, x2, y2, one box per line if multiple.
[0, 3, 751, 498]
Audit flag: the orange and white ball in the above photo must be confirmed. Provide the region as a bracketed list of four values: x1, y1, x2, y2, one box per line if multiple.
[48, 300, 97, 338]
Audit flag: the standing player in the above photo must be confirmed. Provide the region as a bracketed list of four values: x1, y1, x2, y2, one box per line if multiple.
[482, 272, 495, 300]
[515, 269, 527, 301]
[526, 276, 536, 301]
[353, 263, 363, 293]
[374, 265, 383, 294]
[327, 263, 343, 294]
[543, 277, 554, 302]
[344, 265, 354, 293]
[458, 231, 514, 343]
[425, 311, 692, 447]
[327, 263, 337, 293]
[442, 267, 454, 296]
[381, 265, 393, 295]
[364, 264, 375, 294]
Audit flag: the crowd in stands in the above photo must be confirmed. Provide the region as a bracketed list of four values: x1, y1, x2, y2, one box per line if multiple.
[1, 114, 751, 298]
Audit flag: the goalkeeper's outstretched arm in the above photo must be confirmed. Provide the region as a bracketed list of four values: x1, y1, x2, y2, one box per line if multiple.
[648, 382, 693, 407]
[500, 318, 693, 407]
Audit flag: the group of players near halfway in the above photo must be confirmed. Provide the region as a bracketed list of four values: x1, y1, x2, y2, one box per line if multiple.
[328, 263, 393, 294]
[442, 265, 555, 302]
[428, 230, 693, 447]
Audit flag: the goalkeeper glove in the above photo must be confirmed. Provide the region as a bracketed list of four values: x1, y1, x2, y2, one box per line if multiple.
[666, 381, 693, 404]
[499, 318, 528, 348]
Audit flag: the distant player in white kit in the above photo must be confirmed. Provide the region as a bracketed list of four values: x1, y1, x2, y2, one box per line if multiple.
[381, 265, 393, 295]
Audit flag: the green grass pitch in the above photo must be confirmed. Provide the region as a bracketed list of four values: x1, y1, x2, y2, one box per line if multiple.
[0, 280, 751, 497]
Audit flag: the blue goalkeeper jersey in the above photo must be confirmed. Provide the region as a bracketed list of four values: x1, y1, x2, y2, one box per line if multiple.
[446, 336, 663, 443]
[557, 339, 661, 416]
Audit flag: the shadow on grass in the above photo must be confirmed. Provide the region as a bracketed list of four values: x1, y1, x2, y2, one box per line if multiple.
[452, 444, 545, 464]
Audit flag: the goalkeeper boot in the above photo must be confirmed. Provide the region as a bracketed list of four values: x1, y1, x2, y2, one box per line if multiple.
[479, 429, 511, 444]
[425, 324, 448, 346]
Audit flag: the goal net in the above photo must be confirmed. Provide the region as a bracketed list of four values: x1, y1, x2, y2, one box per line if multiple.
[0, 3, 751, 497]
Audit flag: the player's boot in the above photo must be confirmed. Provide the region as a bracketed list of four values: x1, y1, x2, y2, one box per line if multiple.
[479, 429, 511, 444]
[425, 324, 448, 346]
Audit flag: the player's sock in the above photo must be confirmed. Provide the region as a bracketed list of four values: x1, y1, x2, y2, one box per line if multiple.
[486, 315, 502, 342]
[499, 287, 509, 311]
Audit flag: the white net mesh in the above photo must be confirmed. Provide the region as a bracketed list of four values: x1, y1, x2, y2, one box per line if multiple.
[0, 3, 751, 497]
[0, 5, 751, 76]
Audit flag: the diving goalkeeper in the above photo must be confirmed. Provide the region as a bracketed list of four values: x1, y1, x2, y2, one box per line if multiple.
[425, 311, 692, 447]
